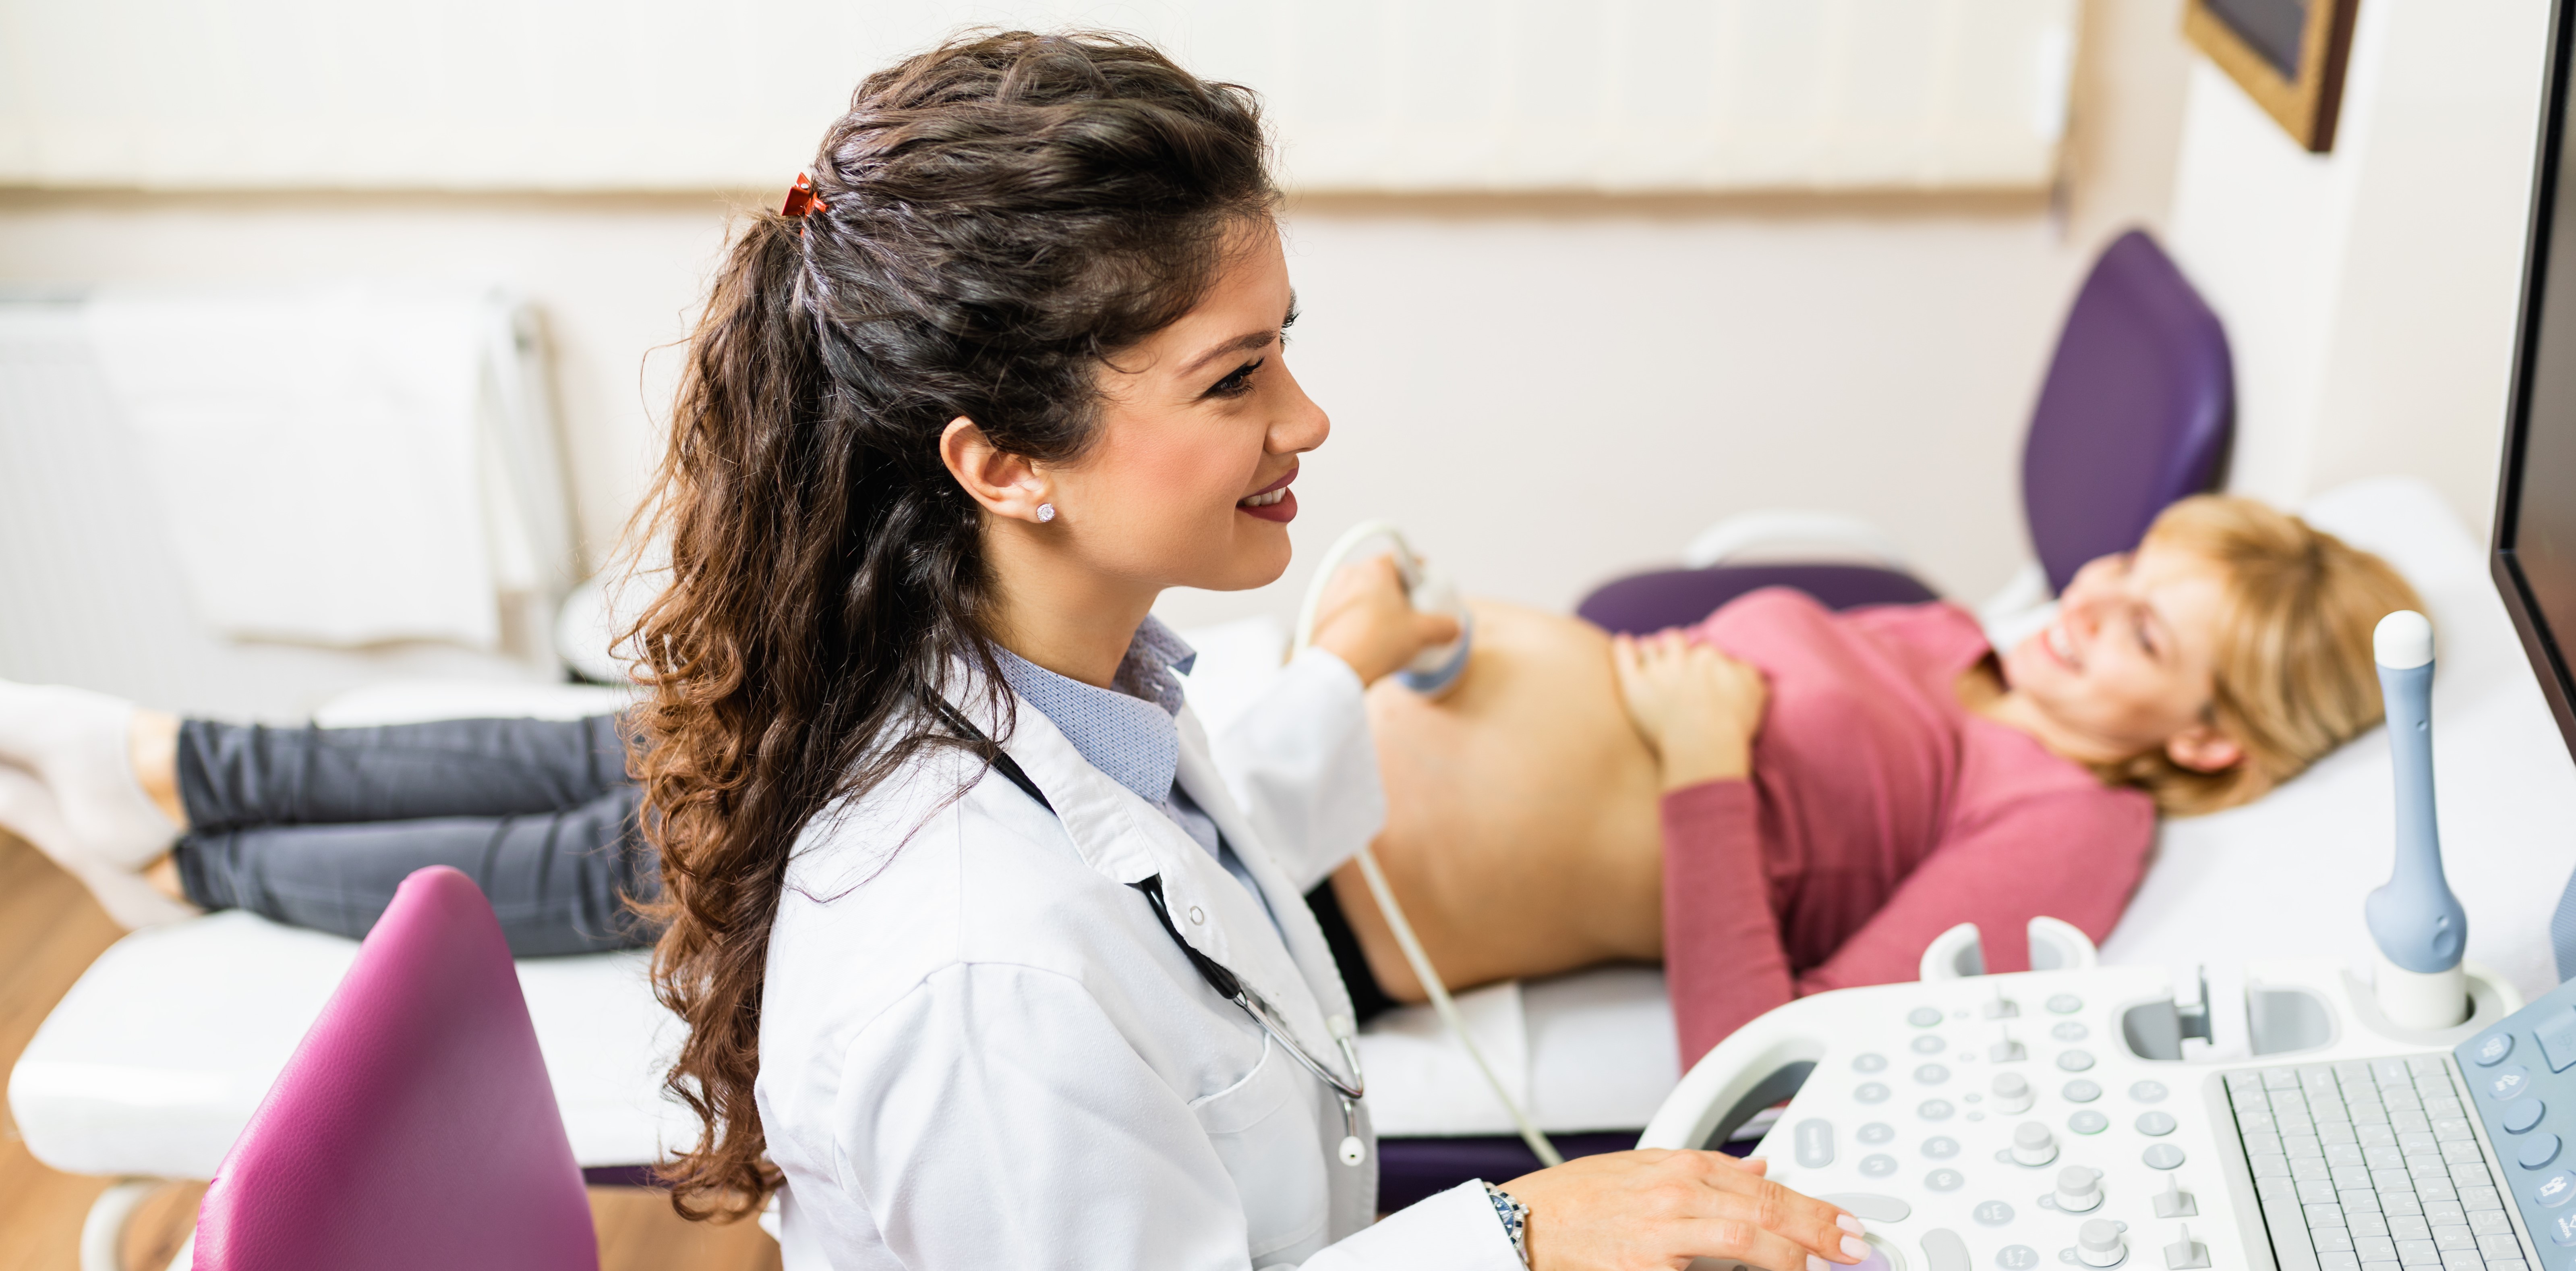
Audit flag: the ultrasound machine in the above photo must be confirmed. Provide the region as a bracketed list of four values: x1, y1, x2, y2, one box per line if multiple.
[1636, 9, 2576, 1271]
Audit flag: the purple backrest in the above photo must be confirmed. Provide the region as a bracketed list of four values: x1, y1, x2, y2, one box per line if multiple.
[193, 866, 598, 1271]
[2021, 229, 2234, 593]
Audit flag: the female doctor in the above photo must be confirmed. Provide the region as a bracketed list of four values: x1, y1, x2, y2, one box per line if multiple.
[632, 31, 1870, 1271]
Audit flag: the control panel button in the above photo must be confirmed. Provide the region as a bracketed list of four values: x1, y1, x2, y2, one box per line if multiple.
[2055, 1166, 2105, 1213]
[1923, 1227, 1972, 1271]
[1858, 1082, 1891, 1103]
[2163, 1224, 2210, 1269]
[1823, 1193, 1913, 1223]
[1925, 1169, 1964, 1192]
[2522, 1134, 2564, 1171]
[2541, 1013, 2576, 1074]
[1920, 1099, 1956, 1121]
[1856, 1053, 1889, 1073]
[2489, 1065, 2535, 1101]
[2053, 1022, 2089, 1042]
[1860, 1122, 1897, 1145]
[1910, 1006, 1945, 1027]
[2070, 1111, 2109, 1135]
[2059, 1050, 2098, 1072]
[1925, 1136, 1961, 1159]
[2047, 994, 2084, 1014]
[1984, 993, 2020, 1020]
[1974, 1201, 2016, 1227]
[2507, 1102, 2547, 1134]
[1991, 1030, 2027, 1063]
[1998, 1246, 2042, 1270]
[1917, 1064, 1953, 1085]
[1994, 1073, 2036, 1113]
[1796, 1118, 1835, 1167]
[2143, 1143, 2187, 1170]
[2131, 1080, 2169, 1103]
[2065, 1080, 2104, 1103]
[2548, 1210, 2576, 1246]
[2153, 1178, 2196, 1218]
[2137, 1111, 2179, 1136]
[2472, 1032, 2516, 1067]
[2536, 1171, 2576, 1208]
[1915, 1035, 1948, 1055]
[1862, 1153, 1899, 1178]
[2077, 1218, 2128, 1268]
[2012, 1121, 2058, 1166]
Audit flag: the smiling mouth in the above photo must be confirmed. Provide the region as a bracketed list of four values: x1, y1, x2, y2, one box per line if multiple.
[2044, 622, 2078, 670]
[1238, 466, 1296, 508]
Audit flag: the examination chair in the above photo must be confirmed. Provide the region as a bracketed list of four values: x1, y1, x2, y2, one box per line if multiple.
[1578, 227, 2234, 640]
[185, 866, 596, 1271]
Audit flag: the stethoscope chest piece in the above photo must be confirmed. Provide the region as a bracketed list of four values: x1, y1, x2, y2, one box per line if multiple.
[1339, 1132, 1366, 1167]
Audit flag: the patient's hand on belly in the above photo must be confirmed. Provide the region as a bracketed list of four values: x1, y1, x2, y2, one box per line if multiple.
[1331, 600, 1669, 1002]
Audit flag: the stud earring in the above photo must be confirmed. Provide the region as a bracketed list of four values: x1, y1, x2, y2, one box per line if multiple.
[1037, 504, 1056, 523]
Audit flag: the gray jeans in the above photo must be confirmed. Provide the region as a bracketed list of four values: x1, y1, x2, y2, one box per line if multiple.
[172, 714, 656, 956]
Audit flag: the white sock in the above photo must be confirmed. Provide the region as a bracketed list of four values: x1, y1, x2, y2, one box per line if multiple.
[0, 679, 180, 869]
[0, 762, 196, 929]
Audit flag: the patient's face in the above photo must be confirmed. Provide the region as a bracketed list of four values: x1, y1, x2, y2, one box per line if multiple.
[1042, 222, 1327, 595]
[2001, 541, 2232, 763]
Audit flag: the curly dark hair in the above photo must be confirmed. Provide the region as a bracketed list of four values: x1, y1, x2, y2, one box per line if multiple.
[625, 29, 1275, 1219]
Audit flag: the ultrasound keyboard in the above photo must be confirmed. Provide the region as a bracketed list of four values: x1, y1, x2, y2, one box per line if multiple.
[2220, 1058, 2521, 1271]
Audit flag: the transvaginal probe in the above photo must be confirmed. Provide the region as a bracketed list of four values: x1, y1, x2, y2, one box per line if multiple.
[2365, 610, 2470, 1030]
[1293, 522, 1564, 1167]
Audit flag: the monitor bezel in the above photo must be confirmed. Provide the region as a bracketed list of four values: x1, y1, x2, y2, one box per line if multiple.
[2491, 0, 2576, 761]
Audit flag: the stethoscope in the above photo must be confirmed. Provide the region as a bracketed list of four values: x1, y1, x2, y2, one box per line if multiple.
[930, 700, 1372, 1167]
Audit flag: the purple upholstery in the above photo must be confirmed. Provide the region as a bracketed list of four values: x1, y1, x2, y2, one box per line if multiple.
[1377, 1131, 1753, 1211]
[1576, 228, 2230, 632]
[1577, 563, 1939, 635]
[2022, 229, 2234, 592]
[193, 867, 598, 1271]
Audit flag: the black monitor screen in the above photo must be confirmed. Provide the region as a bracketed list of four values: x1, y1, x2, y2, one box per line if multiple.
[2496, 0, 2576, 756]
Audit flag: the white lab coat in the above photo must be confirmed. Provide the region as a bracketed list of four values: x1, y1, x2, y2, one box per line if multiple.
[756, 648, 1525, 1270]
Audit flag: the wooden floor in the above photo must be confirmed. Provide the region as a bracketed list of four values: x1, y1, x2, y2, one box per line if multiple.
[0, 830, 779, 1271]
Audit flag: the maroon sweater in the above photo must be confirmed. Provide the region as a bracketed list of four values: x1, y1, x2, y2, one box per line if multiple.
[1662, 589, 2156, 1066]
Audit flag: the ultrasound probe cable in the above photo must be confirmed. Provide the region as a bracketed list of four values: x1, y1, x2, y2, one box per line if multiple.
[1296, 522, 1565, 1169]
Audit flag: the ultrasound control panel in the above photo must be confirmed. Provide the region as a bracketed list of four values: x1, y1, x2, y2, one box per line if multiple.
[2451, 972, 2576, 1271]
[1643, 962, 2534, 1271]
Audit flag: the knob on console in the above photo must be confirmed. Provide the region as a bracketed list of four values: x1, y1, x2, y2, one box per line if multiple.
[2055, 1166, 2104, 1213]
[1993, 1073, 2036, 1113]
[2011, 1121, 2058, 1166]
[2078, 1219, 2128, 1268]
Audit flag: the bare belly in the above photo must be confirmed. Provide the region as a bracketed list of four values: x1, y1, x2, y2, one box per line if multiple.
[1330, 600, 1668, 1000]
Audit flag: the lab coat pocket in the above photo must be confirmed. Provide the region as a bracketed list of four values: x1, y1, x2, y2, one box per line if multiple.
[1191, 1034, 1331, 1262]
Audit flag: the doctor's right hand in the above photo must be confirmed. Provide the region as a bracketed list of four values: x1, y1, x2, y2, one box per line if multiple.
[1307, 554, 1463, 687]
[1503, 1149, 1867, 1271]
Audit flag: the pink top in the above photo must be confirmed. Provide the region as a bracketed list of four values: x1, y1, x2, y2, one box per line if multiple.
[1661, 589, 2156, 1066]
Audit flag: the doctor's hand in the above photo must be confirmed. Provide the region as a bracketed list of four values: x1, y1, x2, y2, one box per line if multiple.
[1307, 555, 1463, 687]
[1610, 630, 1768, 791]
[1505, 1149, 1867, 1271]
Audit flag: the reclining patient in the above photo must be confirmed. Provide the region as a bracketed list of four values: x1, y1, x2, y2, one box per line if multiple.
[0, 493, 2412, 1062]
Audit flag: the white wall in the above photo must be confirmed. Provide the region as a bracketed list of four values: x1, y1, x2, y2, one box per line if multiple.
[0, 0, 2194, 687]
[2165, 0, 2554, 537]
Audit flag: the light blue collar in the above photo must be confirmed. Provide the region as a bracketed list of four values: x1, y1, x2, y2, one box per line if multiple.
[991, 616, 1198, 811]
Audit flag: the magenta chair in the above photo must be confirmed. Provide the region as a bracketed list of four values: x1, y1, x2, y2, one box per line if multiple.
[191, 866, 598, 1271]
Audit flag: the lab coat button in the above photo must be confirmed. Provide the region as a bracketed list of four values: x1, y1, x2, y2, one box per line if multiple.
[1188, 905, 1205, 925]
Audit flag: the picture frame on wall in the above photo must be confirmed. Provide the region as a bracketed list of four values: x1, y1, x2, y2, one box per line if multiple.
[2183, 0, 2363, 152]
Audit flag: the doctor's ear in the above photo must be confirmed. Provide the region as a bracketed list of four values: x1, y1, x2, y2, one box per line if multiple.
[939, 417, 1054, 524]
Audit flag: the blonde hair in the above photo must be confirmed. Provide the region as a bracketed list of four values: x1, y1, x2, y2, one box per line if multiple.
[2111, 495, 2423, 817]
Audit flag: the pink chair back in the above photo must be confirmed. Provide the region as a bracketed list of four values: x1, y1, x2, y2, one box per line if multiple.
[193, 866, 599, 1270]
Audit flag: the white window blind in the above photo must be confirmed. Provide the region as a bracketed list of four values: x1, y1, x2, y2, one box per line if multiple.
[0, 0, 2074, 193]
